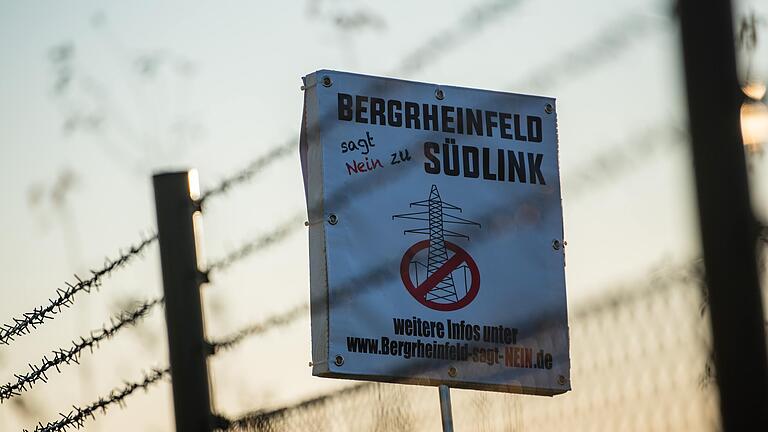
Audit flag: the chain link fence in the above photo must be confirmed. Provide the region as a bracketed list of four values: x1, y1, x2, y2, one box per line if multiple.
[228, 260, 720, 432]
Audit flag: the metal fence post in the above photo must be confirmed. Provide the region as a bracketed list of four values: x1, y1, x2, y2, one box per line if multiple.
[438, 385, 454, 432]
[678, 1, 768, 430]
[154, 171, 214, 432]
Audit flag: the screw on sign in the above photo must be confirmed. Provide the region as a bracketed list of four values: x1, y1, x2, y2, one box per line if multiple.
[393, 185, 481, 311]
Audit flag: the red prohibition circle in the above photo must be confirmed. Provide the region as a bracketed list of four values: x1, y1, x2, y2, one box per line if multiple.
[399, 240, 480, 311]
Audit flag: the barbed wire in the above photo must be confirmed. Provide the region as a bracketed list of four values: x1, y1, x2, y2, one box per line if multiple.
[218, 257, 704, 431]
[564, 123, 688, 198]
[393, 0, 525, 77]
[202, 117, 684, 280]
[6, 7, 673, 430]
[0, 233, 157, 346]
[23, 367, 169, 432]
[196, 0, 541, 205]
[200, 140, 295, 204]
[210, 303, 308, 354]
[200, 20, 685, 275]
[509, 10, 670, 92]
[206, 214, 305, 274]
[0, 297, 163, 403]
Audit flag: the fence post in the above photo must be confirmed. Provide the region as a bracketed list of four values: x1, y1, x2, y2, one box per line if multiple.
[153, 171, 214, 432]
[678, 1, 768, 430]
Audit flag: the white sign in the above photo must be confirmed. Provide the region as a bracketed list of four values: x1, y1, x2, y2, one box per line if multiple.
[300, 70, 570, 395]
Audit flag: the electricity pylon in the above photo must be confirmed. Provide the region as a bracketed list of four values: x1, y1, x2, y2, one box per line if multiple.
[393, 185, 480, 303]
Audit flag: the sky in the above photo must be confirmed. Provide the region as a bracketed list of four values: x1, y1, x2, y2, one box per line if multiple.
[0, 0, 767, 431]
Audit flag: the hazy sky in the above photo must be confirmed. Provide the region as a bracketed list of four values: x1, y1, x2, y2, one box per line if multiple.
[1, 0, 766, 431]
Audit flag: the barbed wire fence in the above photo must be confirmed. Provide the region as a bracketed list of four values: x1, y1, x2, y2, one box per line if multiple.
[23, 368, 170, 432]
[6, 120, 694, 429]
[0, 297, 163, 403]
[0, 234, 157, 346]
[1, 3, 746, 432]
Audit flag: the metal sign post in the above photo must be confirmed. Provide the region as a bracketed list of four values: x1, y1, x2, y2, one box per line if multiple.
[438, 385, 454, 432]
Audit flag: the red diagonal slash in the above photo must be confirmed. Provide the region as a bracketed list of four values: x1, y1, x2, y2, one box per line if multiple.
[411, 252, 469, 299]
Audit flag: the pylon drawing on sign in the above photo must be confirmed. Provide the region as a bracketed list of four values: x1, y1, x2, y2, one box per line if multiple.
[393, 185, 480, 303]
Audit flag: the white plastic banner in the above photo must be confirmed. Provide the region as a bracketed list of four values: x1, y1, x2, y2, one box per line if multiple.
[301, 70, 570, 395]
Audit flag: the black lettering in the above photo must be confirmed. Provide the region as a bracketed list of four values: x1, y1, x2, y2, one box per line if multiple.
[370, 97, 385, 125]
[405, 102, 420, 129]
[484, 111, 498, 138]
[528, 116, 543, 142]
[338, 93, 353, 121]
[387, 100, 403, 127]
[424, 142, 440, 174]
[355, 95, 368, 123]
[482, 147, 496, 180]
[499, 112, 513, 139]
[441, 106, 455, 133]
[514, 114, 527, 141]
[466, 109, 483, 136]
[423, 104, 438, 131]
[528, 153, 546, 184]
[497, 149, 505, 181]
[393, 318, 405, 335]
[456, 107, 464, 134]
[443, 140, 460, 176]
[462, 146, 479, 178]
[508, 151, 527, 183]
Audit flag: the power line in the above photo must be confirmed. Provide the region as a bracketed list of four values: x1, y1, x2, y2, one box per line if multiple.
[0, 297, 162, 403]
[0, 233, 157, 346]
[23, 367, 169, 432]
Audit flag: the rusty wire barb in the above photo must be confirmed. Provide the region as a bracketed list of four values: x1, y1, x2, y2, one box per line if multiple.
[0, 233, 158, 346]
[209, 303, 308, 354]
[199, 140, 294, 204]
[206, 214, 304, 274]
[24, 368, 169, 432]
[0, 297, 163, 403]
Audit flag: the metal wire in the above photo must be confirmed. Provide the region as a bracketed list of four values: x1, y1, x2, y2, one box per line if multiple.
[510, 10, 669, 92]
[23, 368, 169, 432]
[0, 297, 163, 403]
[394, 0, 525, 77]
[219, 384, 371, 432]
[200, 140, 295, 204]
[0, 233, 157, 346]
[220, 258, 716, 432]
[209, 303, 308, 355]
[206, 214, 305, 274]
[4, 8, 674, 430]
[196, 0, 579, 206]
